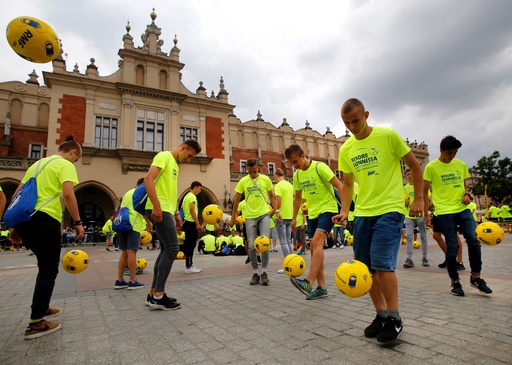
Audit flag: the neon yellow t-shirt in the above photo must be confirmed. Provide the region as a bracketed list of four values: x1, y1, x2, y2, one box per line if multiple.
[203, 234, 217, 251]
[423, 158, 470, 215]
[237, 200, 246, 216]
[145, 151, 177, 213]
[120, 188, 146, 233]
[489, 206, 500, 219]
[229, 235, 244, 247]
[501, 205, 511, 218]
[182, 191, 198, 222]
[270, 215, 276, 229]
[234, 174, 273, 219]
[338, 127, 410, 217]
[216, 235, 229, 248]
[102, 219, 113, 234]
[177, 231, 185, 245]
[21, 155, 79, 223]
[293, 161, 337, 219]
[404, 183, 431, 219]
[296, 210, 305, 226]
[1, 229, 9, 237]
[274, 179, 294, 219]
[467, 202, 478, 221]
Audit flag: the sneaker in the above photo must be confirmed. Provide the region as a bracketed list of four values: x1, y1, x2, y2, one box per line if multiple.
[438, 261, 447, 268]
[250, 273, 260, 285]
[457, 262, 465, 271]
[145, 294, 178, 306]
[277, 269, 284, 274]
[470, 277, 492, 294]
[148, 293, 181, 310]
[274, 249, 278, 252]
[114, 279, 129, 289]
[422, 258, 430, 267]
[185, 266, 202, 274]
[261, 272, 269, 286]
[290, 277, 312, 295]
[377, 317, 403, 343]
[245, 257, 250, 264]
[451, 281, 465, 296]
[24, 320, 62, 340]
[340, 245, 345, 249]
[332, 246, 338, 249]
[105, 248, 111, 252]
[114, 248, 119, 252]
[306, 286, 328, 300]
[403, 258, 414, 268]
[128, 280, 145, 290]
[364, 314, 386, 338]
[44, 308, 61, 318]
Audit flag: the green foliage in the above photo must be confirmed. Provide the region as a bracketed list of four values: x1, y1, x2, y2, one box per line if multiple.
[471, 151, 512, 204]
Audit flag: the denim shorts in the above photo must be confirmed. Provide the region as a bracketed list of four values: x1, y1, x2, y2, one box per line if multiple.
[353, 212, 404, 272]
[118, 230, 140, 251]
[307, 211, 336, 238]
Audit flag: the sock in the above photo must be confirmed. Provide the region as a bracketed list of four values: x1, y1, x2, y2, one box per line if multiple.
[29, 319, 43, 326]
[153, 294, 163, 300]
[387, 311, 401, 321]
[253, 269, 259, 275]
[376, 310, 387, 318]
[261, 269, 267, 274]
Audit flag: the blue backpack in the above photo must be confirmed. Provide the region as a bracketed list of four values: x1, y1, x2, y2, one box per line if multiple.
[3, 157, 59, 228]
[112, 207, 132, 233]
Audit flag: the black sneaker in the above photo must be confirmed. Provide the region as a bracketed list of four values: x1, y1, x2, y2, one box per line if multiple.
[438, 261, 447, 268]
[376, 317, 403, 343]
[148, 293, 181, 310]
[457, 262, 465, 271]
[146, 293, 178, 306]
[250, 273, 260, 285]
[364, 314, 386, 338]
[451, 281, 465, 296]
[470, 277, 492, 294]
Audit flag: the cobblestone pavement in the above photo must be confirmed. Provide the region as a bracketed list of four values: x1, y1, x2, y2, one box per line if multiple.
[0, 232, 511, 365]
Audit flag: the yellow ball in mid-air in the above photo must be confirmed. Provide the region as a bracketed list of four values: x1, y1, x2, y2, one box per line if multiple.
[475, 222, 504, 246]
[6, 16, 60, 63]
[413, 240, 421, 249]
[136, 258, 148, 270]
[282, 254, 306, 277]
[140, 231, 152, 246]
[254, 236, 270, 254]
[334, 259, 373, 298]
[62, 250, 89, 274]
[202, 204, 223, 225]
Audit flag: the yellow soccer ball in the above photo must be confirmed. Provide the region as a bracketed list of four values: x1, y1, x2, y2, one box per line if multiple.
[136, 258, 148, 270]
[6, 16, 60, 63]
[62, 250, 89, 274]
[140, 231, 152, 246]
[236, 216, 246, 225]
[475, 222, 504, 246]
[301, 202, 308, 213]
[282, 254, 306, 277]
[254, 236, 270, 254]
[202, 204, 223, 225]
[334, 259, 373, 298]
[413, 240, 421, 249]
[401, 238, 407, 245]
[176, 251, 185, 259]
[346, 235, 353, 246]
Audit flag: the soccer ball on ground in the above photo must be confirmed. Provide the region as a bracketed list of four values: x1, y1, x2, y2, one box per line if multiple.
[413, 240, 421, 249]
[346, 235, 353, 246]
[282, 254, 306, 277]
[475, 222, 504, 246]
[334, 259, 372, 298]
[6, 16, 60, 63]
[136, 258, 147, 270]
[254, 236, 270, 254]
[62, 250, 89, 274]
[202, 204, 223, 225]
[176, 251, 185, 259]
[140, 231, 152, 246]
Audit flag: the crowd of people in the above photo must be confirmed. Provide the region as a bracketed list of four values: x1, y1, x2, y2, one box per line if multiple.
[0, 98, 503, 344]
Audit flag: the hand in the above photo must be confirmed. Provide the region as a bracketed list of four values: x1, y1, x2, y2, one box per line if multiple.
[9, 228, 22, 244]
[175, 215, 183, 231]
[291, 219, 297, 232]
[151, 206, 163, 223]
[408, 200, 423, 218]
[75, 225, 85, 240]
[228, 218, 235, 227]
[333, 211, 348, 227]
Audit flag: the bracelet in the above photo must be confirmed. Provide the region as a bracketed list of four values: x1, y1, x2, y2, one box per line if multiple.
[73, 220, 83, 226]
[275, 210, 280, 213]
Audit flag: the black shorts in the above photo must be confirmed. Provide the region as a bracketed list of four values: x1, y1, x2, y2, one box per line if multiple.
[431, 215, 441, 233]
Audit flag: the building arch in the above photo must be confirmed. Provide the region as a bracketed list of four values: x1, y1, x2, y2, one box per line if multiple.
[73, 180, 119, 229]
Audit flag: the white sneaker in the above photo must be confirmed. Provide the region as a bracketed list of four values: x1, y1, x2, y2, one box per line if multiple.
[277, 269, 284, 274]
[185, 266, 202, 274]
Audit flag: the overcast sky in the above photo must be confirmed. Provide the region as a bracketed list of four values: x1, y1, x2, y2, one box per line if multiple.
[2, 0, 512, 167]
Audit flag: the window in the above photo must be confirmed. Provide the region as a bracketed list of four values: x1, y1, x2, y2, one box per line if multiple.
[268, 162, 275, 176]
[29, 144, 43, 159]
[240, 160, 247, 173]
[94, 116, 118, 148]
[136, 110, 165, 151]
[180, 127, 198, 143]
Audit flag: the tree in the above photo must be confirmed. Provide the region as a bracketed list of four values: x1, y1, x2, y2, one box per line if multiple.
[471, 151, 512, 205]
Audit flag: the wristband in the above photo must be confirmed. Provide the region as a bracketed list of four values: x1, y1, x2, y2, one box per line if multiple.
[73, 220, 83, 226]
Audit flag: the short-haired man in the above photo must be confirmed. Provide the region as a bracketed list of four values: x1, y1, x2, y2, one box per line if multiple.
[423, 135, 492, 297]
[285, 144, 344, 300]
[229, 158, 277, 285]
[273, 168, 294, 273]
[144, 139, 201, 310]
[181, 181, 203, 274]
[334, 98, 423, 343]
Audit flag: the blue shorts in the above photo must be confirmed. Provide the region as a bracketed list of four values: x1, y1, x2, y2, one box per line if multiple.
[353, 212, 403, 272]
[307, 211, 336, 238]
[118, 230, 140, 251]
